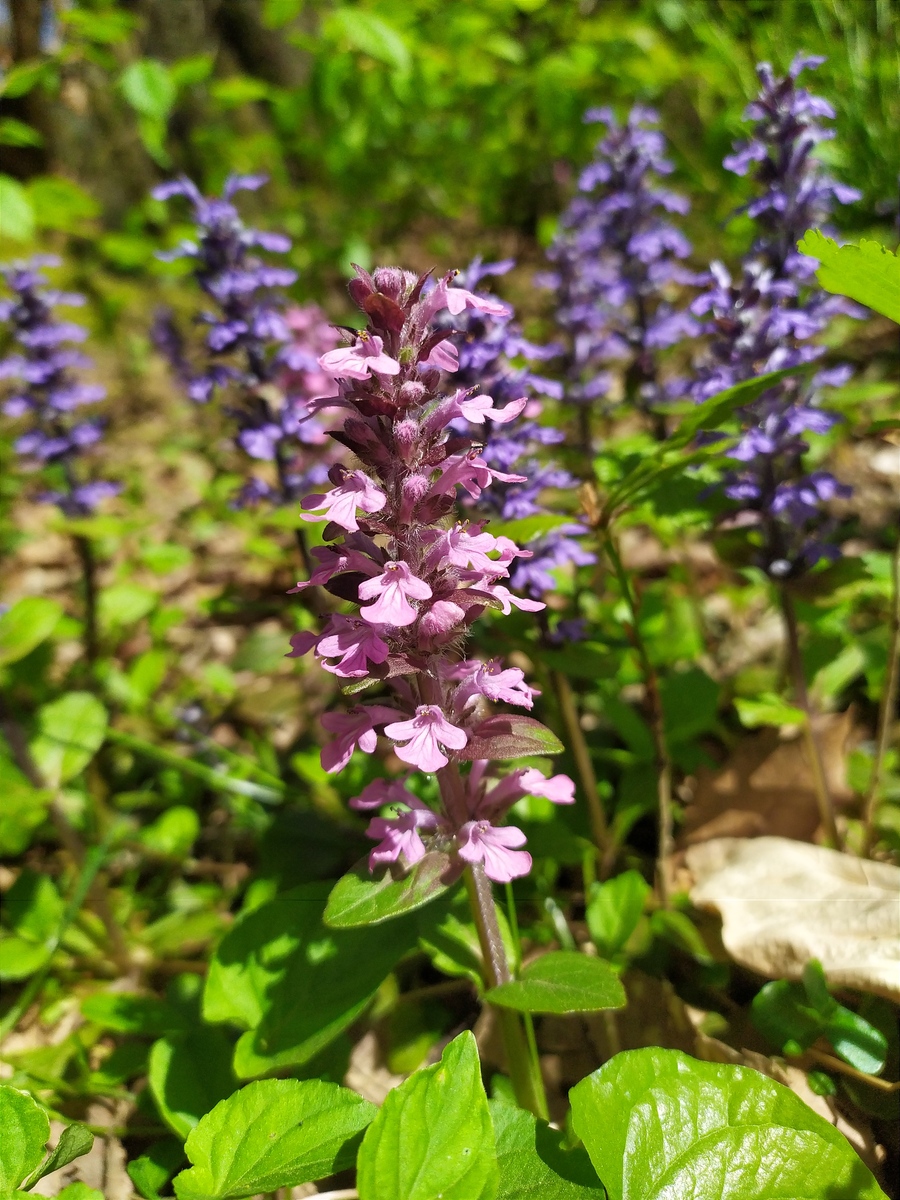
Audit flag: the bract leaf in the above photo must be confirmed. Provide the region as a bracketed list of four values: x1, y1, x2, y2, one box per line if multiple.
[799, 229, 900, 324]
[173, 1079, 375, 1200]
[570, 1047, 888, 1200]
[0, 1085, 50, 1191]
[324, 851, 460, 928]
[356, 1031, 497, 1200]
[22, 1123, 93, 1189]
[486, 951, 625, 1014]
[458, 716, 564, 762]
[490, 1101, 602, 1198]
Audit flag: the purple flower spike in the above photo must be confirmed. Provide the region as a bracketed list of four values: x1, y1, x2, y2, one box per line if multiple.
[0, 258, 118, 515]
[691, 55, 859, 578]
[543, 105, 700, 433]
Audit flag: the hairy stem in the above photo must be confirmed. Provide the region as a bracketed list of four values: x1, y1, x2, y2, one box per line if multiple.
[551, 668, 613, 870]
[863, 537, 900, 854]
[779, 587, 841, 849]
[601, 531, 675, 903]
[464, 863, 549, 1120]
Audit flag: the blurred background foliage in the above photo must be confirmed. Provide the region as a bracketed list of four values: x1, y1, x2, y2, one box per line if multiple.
[1, 0, 898, 293]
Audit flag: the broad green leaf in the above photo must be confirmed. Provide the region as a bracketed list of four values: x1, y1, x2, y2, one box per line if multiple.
[486, 951, 625, 1014]
[0, 935, 52, 981]
[204, 884, 417, 1076]
[570, 1047, 888, 1200]
[490, 1102, 603, 1198]
[0, 760, 51, 856]
[148, 1026, 237, 1139]
[0, 1085, 50, 1191]
[586, 870, 650, 959]
[328, 9, 411, 73]
[5, 870, 63, 942]
[0, 175, 35, 241]
[140, 806, 200, 857]
[733, 693, 806, 729]
[799, 230, 900, 324]
[127, 1137, 185, 1200]
[325, 852, 459, 928]
[0, 597, 62, 665]
[173, 1079, 375, 1200]
[0, 117, 44, 147]
[649, 909, 714, 964]
[98, 582, 158, 629]
[56, 1185, 104, 1200]
[81, 992, 186, 1035]
[22, 1124, 93, 1189]
[357, 1032, 497, 1200]
[27, 177, 99, 232]
[29, 692, 108, 786]
[120, 59, 176, 121]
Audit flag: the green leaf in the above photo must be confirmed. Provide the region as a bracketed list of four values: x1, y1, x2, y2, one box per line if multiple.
[204, 884, 417, 1077]
[0, 597, 62, 666]
[328, 9, 411, 73]
[324, 852, 459, 928]
[140, 806, 200, 857]
[356, 1031, 497, 1200]
[733, 692, 806, 729]
[127, 1138, 185, 1200]
[148, 1026, 237, 1139]
[458, 716, 564, 762]
[0, 59, 55, 98]
[649, 909, 714, 964]
[99, 583, 158, 629]
[486, 951, 625, 1014]
[22, 1124, 93, 1189]
[29, 692, 108, 787]
[81, 992, 186, 1035]
[56, 1185, 104, 1200]
[0, 1085, 50, 1191]
[120, 59, 177, 121]
[569, 1047, 888, 1200]
[0, 175, 35, 242]
[5, 870, 63, 942]
[173, 1079, 375, 1200]
[586, 870, 650, 959]
[0, 117, 43, 147]
[0, 936, 52, 981]
[27, 177, 99, 233]
[0, 760, 51, 856]
[490, 1102, 603, 1198]
[799, 230, 900, 324]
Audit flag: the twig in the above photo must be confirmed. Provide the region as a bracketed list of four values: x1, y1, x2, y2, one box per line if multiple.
[779, 587, 841, 849]
[862, 536, 900, 854]
[73, 533, 99, 664]
[803, 1046, 900, 1093]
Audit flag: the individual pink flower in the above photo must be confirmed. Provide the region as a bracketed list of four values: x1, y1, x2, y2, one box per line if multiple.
[420, 340, 459, 372]
[432, 451, 526, 501]
[454, 659, 540, 710]
[367, 806, 441, 869]
[349, 778, 418, 810]
[482, 583, 546, 615]
[421, 276, 511, 323]
[320, 705, 399, 773]
[455, 394, 527, 425]
[318, 333, 400, 380]
[456, 821, 532, 883]
[300, 469, 386, 533]
[358, 561, 432, 627]
[316, 615, 389, 677]
[285, 630, 319, 658]
[288, 542, 380, 591]
[384, 705, 468, 771]
[519, 768, 576, 805]
[428, 523, 504, 575]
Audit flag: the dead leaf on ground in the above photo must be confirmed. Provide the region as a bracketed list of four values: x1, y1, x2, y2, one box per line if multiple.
[680, 712, 856, 845]
[687, 836, 900, 1000]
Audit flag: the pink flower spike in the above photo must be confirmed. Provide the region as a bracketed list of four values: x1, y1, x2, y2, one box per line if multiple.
[519, 769, 576, 805]
[320, 705, 400, 773]
[318, 333, 400, 380]
[366, 806, 440, 870]
[456, 821, 532, 883]
[300, 470, 386, 533]
[350, 778, 418, 810]
[384, 705, 468, 772]
[285, 630, 318, 658]
[457, 394, 527, 425]
[358, 561, 432, 627]
[316, 615, 389, 677]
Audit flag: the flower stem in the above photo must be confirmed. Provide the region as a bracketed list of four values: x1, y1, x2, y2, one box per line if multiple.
[550, 668, 613, 869]
[862, 537, 900, 855]
[464, 863, 548, 1119]
[779, 586, 841, 850]
[600, 530, 675, 903]
[73, 533, 99, 664]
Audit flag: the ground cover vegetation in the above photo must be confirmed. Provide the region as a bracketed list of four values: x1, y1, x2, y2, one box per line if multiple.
[0, 1, 898, 1197]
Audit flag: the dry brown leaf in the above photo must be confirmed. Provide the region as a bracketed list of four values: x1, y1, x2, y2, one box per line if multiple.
[687, 836, 900, 1000]
[681, 713, 856, 845]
